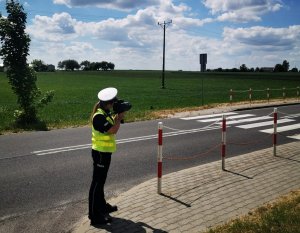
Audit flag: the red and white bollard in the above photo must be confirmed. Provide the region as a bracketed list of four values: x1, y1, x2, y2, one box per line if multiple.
[157, 122, 163, 194]
[273, 108, 277, 156]
[221, 115, 226, 170]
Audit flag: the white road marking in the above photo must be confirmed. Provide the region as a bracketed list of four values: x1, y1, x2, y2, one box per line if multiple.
[32, 125, 221, 156]
[181, 112, 237, 120]
[237, 119, 295, 129]
[226, 116, 272, 125]
[260, 123, 300, 134]
[283, 113, 300, 119]
[197, 114, 255, 123]
[287, 134, 300, 140]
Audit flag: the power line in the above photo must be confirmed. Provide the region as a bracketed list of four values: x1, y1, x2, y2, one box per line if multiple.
[158, 20, 172, 89]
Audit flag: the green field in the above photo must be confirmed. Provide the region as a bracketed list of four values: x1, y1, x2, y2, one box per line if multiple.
[0, 70, 300, 133]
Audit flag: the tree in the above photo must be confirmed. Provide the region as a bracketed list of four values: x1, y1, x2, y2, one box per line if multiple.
[0, 0, 54, 125]
[282, 60, 289, 72]
[90, 62, 101, 71]
[31, 59, 48, 72]
[100, 61, 109, 71]
[80, 60, 91, 70]
[290, 67, 298, 72]
[58, 59, 80, 71]
[107, 62, 115, 70]
[58, 61, 64, 70]
[47, 64, 55, 72]
[240, 64, 248, 72]
[274, 64, 284, 72]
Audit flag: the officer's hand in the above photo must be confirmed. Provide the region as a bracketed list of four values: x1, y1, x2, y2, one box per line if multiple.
[117, 112, 126, 121]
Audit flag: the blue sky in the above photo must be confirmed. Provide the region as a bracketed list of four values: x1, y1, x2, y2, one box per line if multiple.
[1, 0, 300, 70]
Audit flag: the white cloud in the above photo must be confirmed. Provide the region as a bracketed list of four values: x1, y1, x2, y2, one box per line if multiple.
[223, 25, 300, 50]
[30, 0, 198, 47]
[22, 0, 299, 70]
[29, 41, 102, 65]
[27, 12, 77, 41]
[53, 0, 161, 10]
[219, 25, 300, 68]
[203, 0, 283, 22]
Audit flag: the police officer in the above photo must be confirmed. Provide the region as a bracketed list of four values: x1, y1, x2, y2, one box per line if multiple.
[88, 87, 125, 226]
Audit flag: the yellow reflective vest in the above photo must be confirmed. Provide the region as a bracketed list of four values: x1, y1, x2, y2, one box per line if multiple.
[92, 108, 116, 153]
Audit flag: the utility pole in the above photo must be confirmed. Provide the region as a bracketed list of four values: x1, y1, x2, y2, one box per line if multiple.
[158, 20, 172, 89]
[200, 54, 207, 105]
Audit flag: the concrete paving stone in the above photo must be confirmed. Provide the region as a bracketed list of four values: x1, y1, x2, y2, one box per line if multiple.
[164, 221, 180, 231]
[204, 219, 218, 229]
[179, 223, 196, 232]
[188, 209, 203, 219]
[201, 212, 217, 222]
[142, 202, 157, 210]
[189, 217, 205, 227]
[151, 216, 170, 226]
[153, 221, 169, 229]
[73, 141, 300, 233]
[197, 203, 213, 212]
[177, 218, 193, 226]
[167, 212, 180, 220]
[168, 229, 181, 233]
[160, 206, 180, 215]
[143, 216, 157, 224]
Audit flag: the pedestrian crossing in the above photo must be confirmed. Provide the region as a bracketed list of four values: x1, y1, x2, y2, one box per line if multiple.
[260, 123, 300, 134]
[237, 119, 294, 129]
[288, 134, 300, 140]
[198, 114, 255, 123]
[181, 111, 300, 140]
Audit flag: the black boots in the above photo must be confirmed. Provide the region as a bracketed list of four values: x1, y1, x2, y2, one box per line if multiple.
[105, 203, 118, 214]
[90, 204, 118, 226]
[90, 214, 112, 226]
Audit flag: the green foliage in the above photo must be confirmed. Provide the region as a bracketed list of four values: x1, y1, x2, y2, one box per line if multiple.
[0, 0, 54, 126]
[290, 67, 298, 72]
[274, 60, 290, 72]
[80, 60, 91, 71]
[76, 60, 115, 71]
[274, 63, 285, 72]
[58, 59, 80, 71]
[31, 59, 55, 72]
[283, 60, 289, 72]
[31, 59, 47, 72]
[0, 70, 300, 132]
[239, 64, 248, 72]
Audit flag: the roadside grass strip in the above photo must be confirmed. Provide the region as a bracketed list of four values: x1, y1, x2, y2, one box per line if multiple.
[206, 190, 300, 233]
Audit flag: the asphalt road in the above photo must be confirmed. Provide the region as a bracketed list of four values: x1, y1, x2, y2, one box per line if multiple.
[0, 104, 299, 233]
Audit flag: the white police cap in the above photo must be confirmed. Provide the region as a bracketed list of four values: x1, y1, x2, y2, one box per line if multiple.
[98, 87, 118, 101]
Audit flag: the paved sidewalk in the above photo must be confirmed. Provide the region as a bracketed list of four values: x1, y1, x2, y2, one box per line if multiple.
[72, 141, 300, 233]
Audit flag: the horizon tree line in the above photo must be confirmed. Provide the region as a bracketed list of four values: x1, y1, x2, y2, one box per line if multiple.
[207, 60, 299, 73]
[28, 59, 115, 72]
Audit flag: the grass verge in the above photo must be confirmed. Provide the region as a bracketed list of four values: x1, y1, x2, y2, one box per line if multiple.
[1, 71, 300, 133]
[206, 190, 300, 233]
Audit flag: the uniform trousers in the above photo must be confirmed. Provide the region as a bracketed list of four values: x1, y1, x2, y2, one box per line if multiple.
[88, 150, 112, 220]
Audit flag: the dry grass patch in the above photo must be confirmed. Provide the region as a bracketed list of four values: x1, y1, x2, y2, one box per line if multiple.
[206, 190, 300, 233]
